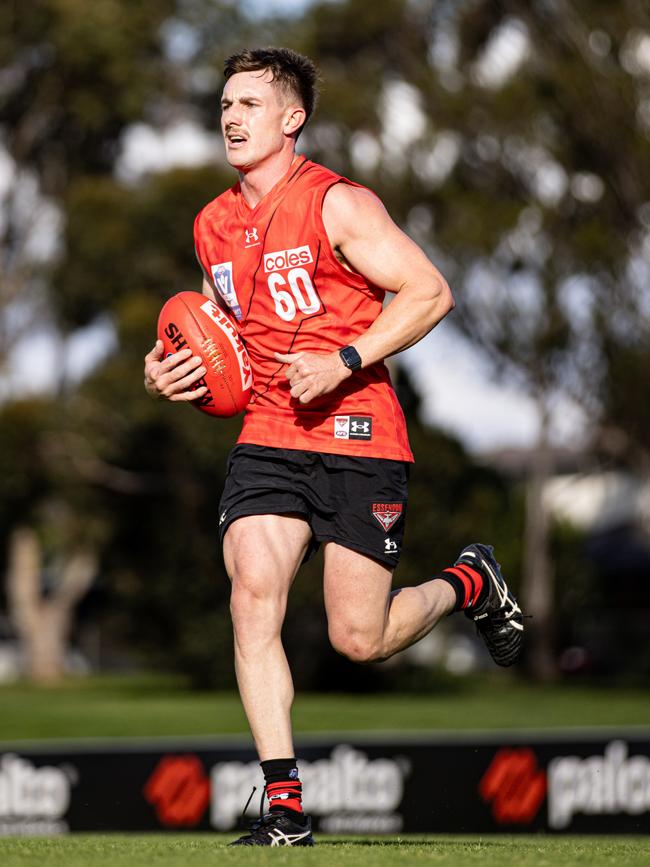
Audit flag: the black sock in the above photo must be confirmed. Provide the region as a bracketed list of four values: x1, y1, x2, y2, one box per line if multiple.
[435, 563, 487, 612]
[260, 757, 304, 818]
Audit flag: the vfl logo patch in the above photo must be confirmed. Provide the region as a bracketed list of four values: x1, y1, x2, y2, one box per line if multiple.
[211, 261, 243, 321]
[334, 416, 373, 440]
[372, 503, 404, 532]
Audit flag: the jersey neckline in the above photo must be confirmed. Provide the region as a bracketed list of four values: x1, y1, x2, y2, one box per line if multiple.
[234, 155, 310, 220]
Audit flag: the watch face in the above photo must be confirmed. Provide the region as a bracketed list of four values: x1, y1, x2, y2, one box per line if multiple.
[340, 346, 362, 370]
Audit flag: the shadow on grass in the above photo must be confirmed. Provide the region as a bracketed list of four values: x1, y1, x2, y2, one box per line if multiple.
[316, 839, 514, 848]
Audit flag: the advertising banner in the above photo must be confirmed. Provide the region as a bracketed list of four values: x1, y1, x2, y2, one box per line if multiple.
[1, 730, 649, 835]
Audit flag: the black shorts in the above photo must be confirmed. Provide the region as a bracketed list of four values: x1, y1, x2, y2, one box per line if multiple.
[218, 444, 410, 567]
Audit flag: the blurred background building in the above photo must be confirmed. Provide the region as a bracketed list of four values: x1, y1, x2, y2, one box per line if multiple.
[1, 0, 649, 689]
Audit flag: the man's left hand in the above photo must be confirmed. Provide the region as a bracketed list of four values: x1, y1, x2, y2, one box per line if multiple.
[275, 351, 352, 404]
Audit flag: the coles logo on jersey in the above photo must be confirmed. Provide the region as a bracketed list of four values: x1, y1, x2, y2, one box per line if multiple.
[210, 262, 243, 321]
[372, 503, 403, 532]
[334, 416, 373, 441]
[264, 245, 313, 273]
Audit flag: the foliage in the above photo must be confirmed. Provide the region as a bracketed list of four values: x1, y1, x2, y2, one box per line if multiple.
[0, 0, 175, 181]
[2, 0, 649, 686]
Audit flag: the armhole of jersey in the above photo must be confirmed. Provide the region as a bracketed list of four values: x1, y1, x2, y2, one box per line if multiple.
[194, 207, 231, 312]
[316, 179, 376, 291]
[194, 244, 228, 311]
[195, 245, 213, 290]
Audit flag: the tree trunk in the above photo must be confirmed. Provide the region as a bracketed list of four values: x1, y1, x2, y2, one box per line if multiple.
[6, 526, 96, 683]
[521, 401, 557, 682]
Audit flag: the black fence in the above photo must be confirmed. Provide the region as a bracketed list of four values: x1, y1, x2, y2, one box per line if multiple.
[1, 729, 649, 835]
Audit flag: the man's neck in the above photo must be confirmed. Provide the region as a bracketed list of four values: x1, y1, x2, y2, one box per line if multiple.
[239, 149, 300, 208]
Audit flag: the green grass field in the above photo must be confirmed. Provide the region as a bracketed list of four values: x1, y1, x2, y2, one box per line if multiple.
[1, 834, 649, 867]
[1, 676, 649, 866]
[1, 673, 649, 741]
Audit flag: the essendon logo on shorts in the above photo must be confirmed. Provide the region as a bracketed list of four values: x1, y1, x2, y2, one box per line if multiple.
[264, 245, 313, 273]
[372, 502, 403, 531]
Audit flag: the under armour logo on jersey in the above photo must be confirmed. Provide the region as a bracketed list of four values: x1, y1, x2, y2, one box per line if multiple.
[333, 415, 373, 441]
[384, 538, 398, 553]
[244, 227, 260, 246]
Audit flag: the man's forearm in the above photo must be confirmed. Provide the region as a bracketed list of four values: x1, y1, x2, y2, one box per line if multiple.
[350, 278, 454, 369]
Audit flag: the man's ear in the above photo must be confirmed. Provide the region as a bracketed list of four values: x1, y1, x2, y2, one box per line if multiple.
[283, 105, 306, 137]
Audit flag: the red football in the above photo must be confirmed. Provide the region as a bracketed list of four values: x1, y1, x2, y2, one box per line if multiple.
[157, 291, 252, 417]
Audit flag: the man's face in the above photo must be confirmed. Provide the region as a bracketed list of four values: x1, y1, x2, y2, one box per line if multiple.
[220, 70, 293, 171]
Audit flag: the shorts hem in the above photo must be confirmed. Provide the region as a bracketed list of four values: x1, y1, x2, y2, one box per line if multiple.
[219, 505, 310, 541]
[314, 534, 401, 569]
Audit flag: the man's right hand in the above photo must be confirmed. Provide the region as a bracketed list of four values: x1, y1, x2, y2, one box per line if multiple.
[143, 340, 208, 402]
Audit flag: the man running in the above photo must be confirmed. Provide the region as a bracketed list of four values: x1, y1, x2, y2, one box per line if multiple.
[144, 47, 523, 847]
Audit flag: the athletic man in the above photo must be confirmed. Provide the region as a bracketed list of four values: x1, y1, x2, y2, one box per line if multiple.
[144, 47, 524, 846]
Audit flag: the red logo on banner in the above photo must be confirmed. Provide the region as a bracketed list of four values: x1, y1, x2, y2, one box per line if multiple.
[479, 748, 547, 824]
[143, 754, 210, 827]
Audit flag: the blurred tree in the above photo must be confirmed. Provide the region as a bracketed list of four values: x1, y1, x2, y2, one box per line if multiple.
[3, 0, 647, 687]
[0, 0, 230, 680]
[0, 0, 176, 374]
[50, 165, 241, 685]
[423, 0, 650, 679]
[259, 0, 650, 680]
[427, 0, 650, 679]
[0, 398, 102, 680]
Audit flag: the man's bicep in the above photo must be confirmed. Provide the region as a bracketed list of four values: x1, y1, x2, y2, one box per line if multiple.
[323, 184, 439, 293]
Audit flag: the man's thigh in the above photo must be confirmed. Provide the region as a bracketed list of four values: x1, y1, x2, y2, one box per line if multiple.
[223, 513, 312, 591]
[322, 542, 394, 640]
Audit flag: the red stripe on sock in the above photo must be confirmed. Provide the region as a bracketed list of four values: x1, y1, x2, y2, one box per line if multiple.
[266, 780, 303, 814]
[456, 564, 484, 607]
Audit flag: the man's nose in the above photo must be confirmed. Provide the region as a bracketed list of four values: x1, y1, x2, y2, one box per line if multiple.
[224, 104, 242, 125]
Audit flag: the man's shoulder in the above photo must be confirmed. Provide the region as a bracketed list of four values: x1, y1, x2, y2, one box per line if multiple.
[321, 181, 386, 238]
[289, 161, 381, 223]
[195, 183, 239, 224]
[323, 181, 380, 207]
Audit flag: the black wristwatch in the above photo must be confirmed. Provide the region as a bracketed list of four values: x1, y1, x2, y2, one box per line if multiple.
[339, 345, 363, 372]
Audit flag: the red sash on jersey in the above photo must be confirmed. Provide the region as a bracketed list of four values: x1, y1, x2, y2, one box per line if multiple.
[194, 158, 413, 462]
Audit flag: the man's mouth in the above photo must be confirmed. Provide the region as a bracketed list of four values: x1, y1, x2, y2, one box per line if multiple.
[227, 130, 247, 145]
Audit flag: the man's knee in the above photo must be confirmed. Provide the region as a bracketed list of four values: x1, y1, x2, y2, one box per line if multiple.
[328, 624, 386, 664]
[230, 574, 284, 637]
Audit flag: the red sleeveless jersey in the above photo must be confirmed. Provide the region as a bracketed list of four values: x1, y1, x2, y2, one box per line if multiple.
[193, 157, 413, 462]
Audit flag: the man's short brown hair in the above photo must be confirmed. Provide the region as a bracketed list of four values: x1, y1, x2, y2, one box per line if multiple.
[224, 47, 319, 136]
